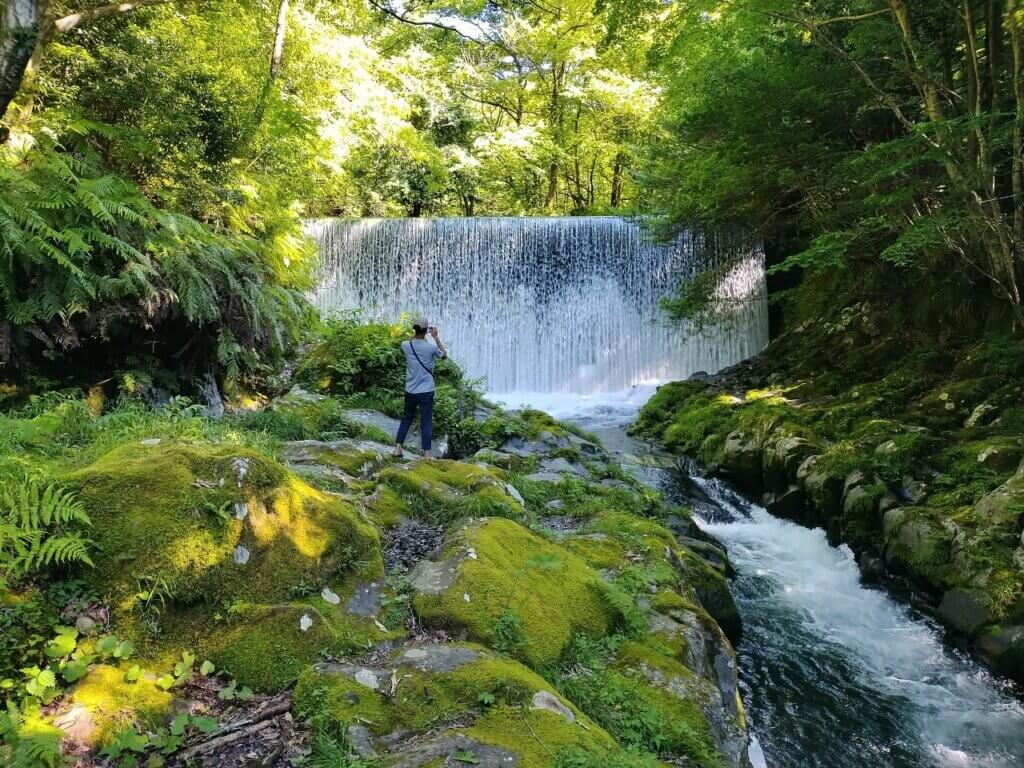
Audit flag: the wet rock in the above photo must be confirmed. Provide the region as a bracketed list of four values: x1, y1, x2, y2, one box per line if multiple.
[763, 485, 804, 521]
[545, 499, 564, 510]
[504, 483, 524, 505]
[346, 725, 376, 757]
[539, 456, 588, 477]
[390, 735, 519, 768]
[938, 588, 992, 636]
[977, 444, 1022, 472]
[397, 644, 481, 673]
[763, 432, 818, 491]
[797, 455, 842, 522]
[408, 557, 463, 595]
[720, 430, 763, 491]
[977, 623, 1024, 683]
[524, 471, 563, 483]
[567, 433, 602, 456]
[471, 448, 521, 469]
[965, 402, 999, 428]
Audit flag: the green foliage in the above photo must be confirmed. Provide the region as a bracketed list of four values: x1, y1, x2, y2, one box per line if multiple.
[296, 316, 481, 443]
[0, 127, 313, 389]
[489, 610, 531, 660]
[0, 701, 64, 768]
[0, 480, 92, 582]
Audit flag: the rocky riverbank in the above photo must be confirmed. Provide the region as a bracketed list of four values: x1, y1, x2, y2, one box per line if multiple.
[631, 301, 1024, 685]
[1, 374, 751, 767]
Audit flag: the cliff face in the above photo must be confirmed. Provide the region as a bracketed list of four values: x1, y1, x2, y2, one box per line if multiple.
[632, 299, 1024, 685]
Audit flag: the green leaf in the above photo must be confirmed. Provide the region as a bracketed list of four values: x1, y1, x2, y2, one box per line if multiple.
[62, 658, 91, 682]
[45, 632, 78, 658]
[169, 714, 189, 736]
[156, 674, 175, 690]
[96, 635, 119, 656]
[115, 640, 135, 659]
[192, 716, 218, 734]
[199, 660, 215, 676]
[124, 664, 142, 683]
[36, 669, 56, 689]
[454, 750, 481, 764]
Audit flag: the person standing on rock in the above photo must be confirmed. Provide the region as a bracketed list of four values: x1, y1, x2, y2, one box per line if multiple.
[393, 317, 447, 460]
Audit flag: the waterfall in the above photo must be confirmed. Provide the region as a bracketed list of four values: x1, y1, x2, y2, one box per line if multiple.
[307, 217, 769, 394]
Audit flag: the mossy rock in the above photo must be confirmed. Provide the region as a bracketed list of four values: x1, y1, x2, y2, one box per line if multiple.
[613, 640, 740, 766]
[65, 442, 383, 605]
[379, 459, 524, 523]
[294, 642, 619, 767]
[157, 599, 397, 692]
[63, 664, 173, 748]
[410, 518, 618, 668]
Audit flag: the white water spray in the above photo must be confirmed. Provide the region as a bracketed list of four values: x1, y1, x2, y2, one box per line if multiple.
[307, 217, 769, 393]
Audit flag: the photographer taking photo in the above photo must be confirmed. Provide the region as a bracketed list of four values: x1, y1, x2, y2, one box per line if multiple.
[393, 317, 447, 460]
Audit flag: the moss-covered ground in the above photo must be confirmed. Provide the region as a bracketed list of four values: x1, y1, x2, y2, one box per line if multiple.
[0, 351, 743, 767]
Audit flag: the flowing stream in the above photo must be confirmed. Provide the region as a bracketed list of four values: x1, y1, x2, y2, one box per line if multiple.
[309, 216, 1024, 767]
[510, 396, 1024, 768]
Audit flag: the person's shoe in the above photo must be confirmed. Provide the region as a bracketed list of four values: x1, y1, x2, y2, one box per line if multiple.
[391, 448, 403, 458]
[423, 451, 434, 461]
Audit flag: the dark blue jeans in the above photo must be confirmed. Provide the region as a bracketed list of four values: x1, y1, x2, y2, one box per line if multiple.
[396, 390, 434, 452]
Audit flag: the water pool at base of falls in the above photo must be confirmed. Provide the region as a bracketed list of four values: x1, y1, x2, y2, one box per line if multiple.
[492, 389, 1024, 768]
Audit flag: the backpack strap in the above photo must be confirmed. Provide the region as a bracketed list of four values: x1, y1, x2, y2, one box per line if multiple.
[407, 340, 434, 377]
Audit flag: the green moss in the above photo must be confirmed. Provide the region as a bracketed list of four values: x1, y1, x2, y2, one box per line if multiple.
[465, 706, 618, 768]
[379, 459, 523, 524]
[363, 484, 410, 529]
[68, 664, 173, 747]
[159, 600, 394, 692]
[413, 519, 617, 668]
[294, 644, 615, 765]
[65, 442, 383, 605]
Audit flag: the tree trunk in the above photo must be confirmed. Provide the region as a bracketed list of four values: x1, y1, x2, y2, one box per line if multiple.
[1011, 1, 1024, 239]
[610, 151, 625, 208]
[888, 0, 946, 123]
[0, 0, 41, 127]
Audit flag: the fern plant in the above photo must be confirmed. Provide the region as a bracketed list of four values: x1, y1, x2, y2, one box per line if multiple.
[0, 481, 92, 581]
[1, 122, 314, 387]
[0, 701, 64, 768]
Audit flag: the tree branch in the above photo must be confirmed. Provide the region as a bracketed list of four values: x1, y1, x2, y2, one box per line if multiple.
[53, 0, 175, 35]
[364, 0, 485, 45]
[815, 9, 891, 26]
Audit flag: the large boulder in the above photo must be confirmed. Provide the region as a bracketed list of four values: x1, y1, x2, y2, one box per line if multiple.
[293, 643, 620, 765]
[409, 518, 618, 667]
[796, 455, 843, 524]
[65, 442, 383, 605]
[720, 430, 764, 491]
[762, 429, 818, 491]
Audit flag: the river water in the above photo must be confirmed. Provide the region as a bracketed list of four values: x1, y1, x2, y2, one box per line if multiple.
[493, 390, 1024, 768]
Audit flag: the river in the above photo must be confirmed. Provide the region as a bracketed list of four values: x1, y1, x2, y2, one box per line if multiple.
[493, 390, 1024, 768]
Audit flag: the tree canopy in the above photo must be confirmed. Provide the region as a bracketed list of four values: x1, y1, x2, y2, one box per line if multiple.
[1, 0, 1023, 388]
